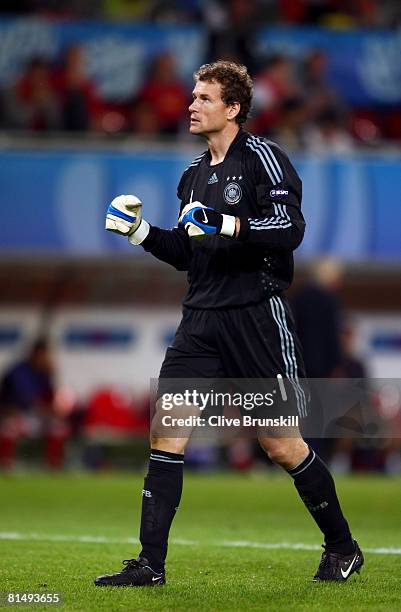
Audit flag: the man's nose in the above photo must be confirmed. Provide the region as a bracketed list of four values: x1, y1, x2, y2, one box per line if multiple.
[189, 100, 197, 112]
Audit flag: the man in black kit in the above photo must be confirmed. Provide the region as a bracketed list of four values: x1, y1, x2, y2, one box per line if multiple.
[95, 61, 363, 587]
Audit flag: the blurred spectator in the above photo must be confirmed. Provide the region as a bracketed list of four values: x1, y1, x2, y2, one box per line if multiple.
[292, 259, 344, 379]
[328, 325, 397, 475]
[251, 54, 301, 136]
[2, 58, 61, 131]
[132, 100, 161, 137]
[279, 0, 401, 28]
[203, 0, 262, 73]
[305, 0, 352, 27]
[350, 109, 382, 146]
[278, 0, 357, 27]
[333, 325, 367, 379]
[83, 388, 148, 437]
[53, 44, 103, 131]
[0, 339, 54, 412]
[0, 0, 102, 18]
[270, 96, 309, 151]
[329, 324, 370, 473]
[134, 53, 188, 135]
[298, 50, 355, 152]
[82, 388, 149, 470]
[291, 259, 345, 461]
[278, 0, 307, 23]
[0, 339, 69, 469]
[306, 106, 354, 153]
[102, 0, 149, 21]
[147, 0, 202, 23]
[0, 0, 35, 14]
[301, 50, 344, 121]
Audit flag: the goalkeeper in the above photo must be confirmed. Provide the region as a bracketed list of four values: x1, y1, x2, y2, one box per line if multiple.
[95, 61, 363, 587]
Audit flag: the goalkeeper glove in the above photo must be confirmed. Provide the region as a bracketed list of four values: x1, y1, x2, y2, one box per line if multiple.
[179, 201, 236, 239]
[105, 194, 149, 245]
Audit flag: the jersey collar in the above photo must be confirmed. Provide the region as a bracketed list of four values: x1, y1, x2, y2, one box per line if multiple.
[206, 128, 247, 167]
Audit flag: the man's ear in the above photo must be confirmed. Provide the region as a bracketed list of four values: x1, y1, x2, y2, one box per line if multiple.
[227, 102, 240, 121]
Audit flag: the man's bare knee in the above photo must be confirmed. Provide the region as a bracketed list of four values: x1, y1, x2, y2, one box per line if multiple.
[150, 437, 189, 455]
[259, 435, 308, 469]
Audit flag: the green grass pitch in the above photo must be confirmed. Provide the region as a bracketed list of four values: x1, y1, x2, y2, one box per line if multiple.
[0, 472, 400, 611]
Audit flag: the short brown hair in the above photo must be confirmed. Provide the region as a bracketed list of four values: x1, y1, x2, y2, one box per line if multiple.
[194, 60, 253, 126]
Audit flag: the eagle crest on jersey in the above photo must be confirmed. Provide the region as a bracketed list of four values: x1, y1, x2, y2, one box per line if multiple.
[223, 181, 242, 205]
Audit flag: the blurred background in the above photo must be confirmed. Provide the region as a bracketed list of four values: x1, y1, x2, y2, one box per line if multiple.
[0, 0, 400, 474]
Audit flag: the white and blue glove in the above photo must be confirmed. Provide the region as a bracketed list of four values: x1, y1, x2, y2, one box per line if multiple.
[179, 201, 236, 239]
[105, 194, 150, 245]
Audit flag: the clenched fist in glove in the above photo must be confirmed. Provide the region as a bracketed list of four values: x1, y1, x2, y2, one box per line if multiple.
[105, 194, 150, 245]
[179, 201, 237, 239]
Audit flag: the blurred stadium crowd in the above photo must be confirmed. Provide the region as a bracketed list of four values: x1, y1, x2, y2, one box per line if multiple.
[0, 0, 401, 146]
[1, 261, 400, 474]
[3, 0, 401, 26]
[0, 337, 151, 471]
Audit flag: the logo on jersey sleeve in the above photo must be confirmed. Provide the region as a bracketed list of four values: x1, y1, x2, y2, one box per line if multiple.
[270, 189, 288, 197]
[224, 176, 243, 205]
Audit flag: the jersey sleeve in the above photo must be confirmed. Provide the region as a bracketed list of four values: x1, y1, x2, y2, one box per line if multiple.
[139, 171, 192, 271]
[141, 225, 192, 271]
[238, 138, 305, 251]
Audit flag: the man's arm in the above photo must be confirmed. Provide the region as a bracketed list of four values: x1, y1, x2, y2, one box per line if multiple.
[105, 194, 192, 271]
[137, 225, 193, 272]
[240, 138, 305, 250]
[235, 200, 305, 251]
[179, 199, 304, 252]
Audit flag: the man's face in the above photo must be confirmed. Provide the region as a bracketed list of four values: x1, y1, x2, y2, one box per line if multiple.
[188, 79, 233, 136]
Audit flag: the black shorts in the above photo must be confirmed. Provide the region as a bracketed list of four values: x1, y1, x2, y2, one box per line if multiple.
[159, 294, 307, 417]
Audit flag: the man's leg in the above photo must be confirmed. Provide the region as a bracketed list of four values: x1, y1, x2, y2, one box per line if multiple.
[258, 433, 364, 581]
[95, 421, 191, 587]
[137, 435, 189, 573]
[137, 309, 222, 575]
[95, 309, 223, 587]
[95, 372, 201, 591]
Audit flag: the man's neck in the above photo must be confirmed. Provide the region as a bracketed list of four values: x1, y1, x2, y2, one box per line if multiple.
[206, 124, 240, 166]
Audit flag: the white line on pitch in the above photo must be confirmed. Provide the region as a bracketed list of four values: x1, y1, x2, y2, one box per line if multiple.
[1, 532, 400, 555]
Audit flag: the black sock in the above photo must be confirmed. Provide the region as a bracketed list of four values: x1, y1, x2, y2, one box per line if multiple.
[138, 449, 184, 572]
[287, 447, 354, 555]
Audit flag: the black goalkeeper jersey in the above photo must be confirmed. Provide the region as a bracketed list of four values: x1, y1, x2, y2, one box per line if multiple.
[141, 129, 305, 309]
